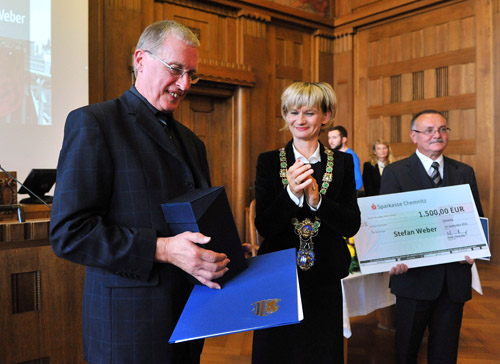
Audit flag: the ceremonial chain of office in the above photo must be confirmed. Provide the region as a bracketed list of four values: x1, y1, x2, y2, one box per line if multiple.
[279, 147, 334, 271]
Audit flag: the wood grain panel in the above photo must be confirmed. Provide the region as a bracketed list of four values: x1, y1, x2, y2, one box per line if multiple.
[38, 246, 85, 363]
[368, 48, 475, 79]
[390, 139, 476, 158]
[367, 1, 474, 41]
[0, 246, 41, 363]
[367, 94, 476, 117]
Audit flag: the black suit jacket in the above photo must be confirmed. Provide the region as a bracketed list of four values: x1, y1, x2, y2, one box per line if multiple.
[362, 161, 381, 196]
[255, 141, 361, 282]
[380, 152, 483, 303]
[50, 88, 210, 364]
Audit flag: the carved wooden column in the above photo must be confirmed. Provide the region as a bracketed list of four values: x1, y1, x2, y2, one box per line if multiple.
[313, 29, 335, 84]
[332, 30, 355, 148]
[234, 86, 251, 238]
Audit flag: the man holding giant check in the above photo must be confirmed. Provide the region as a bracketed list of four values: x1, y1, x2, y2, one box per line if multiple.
[367, 110, 487, 364]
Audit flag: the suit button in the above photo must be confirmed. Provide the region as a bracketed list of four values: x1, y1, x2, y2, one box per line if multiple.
[185, 182, 194, 189]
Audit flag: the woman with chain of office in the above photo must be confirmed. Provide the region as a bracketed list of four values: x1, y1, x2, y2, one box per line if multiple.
[251, 82, 361, 364]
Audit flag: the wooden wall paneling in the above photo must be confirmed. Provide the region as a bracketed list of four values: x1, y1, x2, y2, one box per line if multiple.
[154, 1, 165, 22]
[174, 92, 254, 236]
[233, 87, 252, 235]
[158, 1, 239, 64]
[89, 0, 105, 104]
[316, 33, 334, 84]
[335, 0, 352, 18]
[331, 32, 354, 148]
[103, 1, 143, 100]
[0, 245, 41, 363]
[401, 73, 412, 102]
[424, 69, 436, 99]
[273, 25, 311, 147]
[354, 29, 370, 165]
[239, 12, 273, 202]
[474, 0, 494, 257]
[335, 0, 447, 28]
[493, 0, 500, 264]
[142, 0, 155, 27]
[38, 246, 86, 363]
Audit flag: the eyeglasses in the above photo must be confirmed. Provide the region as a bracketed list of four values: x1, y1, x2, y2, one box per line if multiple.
[411, 127, 450, 136]
[144, 50, 200, 84]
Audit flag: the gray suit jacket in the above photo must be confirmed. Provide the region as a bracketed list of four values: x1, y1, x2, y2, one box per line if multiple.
[50, 88, 210, 363]
[380, 152, 483, 303]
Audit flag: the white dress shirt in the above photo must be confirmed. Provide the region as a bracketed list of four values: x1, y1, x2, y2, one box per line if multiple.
[415, 149, 444, 179]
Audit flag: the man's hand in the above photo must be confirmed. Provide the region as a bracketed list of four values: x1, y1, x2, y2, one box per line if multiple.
[389, 263, 409, 276]
[462, 255, 475, 265]
[155, 232, 230, 289]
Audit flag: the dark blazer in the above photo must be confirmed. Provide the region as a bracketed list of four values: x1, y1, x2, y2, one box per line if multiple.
[49, 88, 210, 364]
[362, 161, 382, 196]
[380, 152, 483, 303]
[255, 141, 361, 281]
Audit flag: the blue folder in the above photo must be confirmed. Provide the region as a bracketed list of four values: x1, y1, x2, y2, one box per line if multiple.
[169, 248, 303, 343]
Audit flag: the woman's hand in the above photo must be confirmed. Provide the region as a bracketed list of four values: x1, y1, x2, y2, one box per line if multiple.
[303, 173, 320, 209]
[287, 160, 314, 198]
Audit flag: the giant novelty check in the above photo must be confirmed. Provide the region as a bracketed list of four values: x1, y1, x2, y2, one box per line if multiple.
[354, 184, 490, 274]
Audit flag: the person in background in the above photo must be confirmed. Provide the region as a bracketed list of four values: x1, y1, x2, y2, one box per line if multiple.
[50, 20, 230, 364]
[381, 110, 483, 364]
[252, 82, 360, 364]
[328, 125, 363, 191]
[362, 139, 394, 196]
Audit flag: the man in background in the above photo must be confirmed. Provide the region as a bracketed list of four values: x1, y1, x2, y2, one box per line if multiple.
[380, 110, 483, 364]
[50, 20, 229, 364]
[328, 125, 362, 191]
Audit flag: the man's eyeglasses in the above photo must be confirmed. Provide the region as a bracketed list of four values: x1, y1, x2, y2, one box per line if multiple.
[411, 127, 451, 136]
[144, 50, 200, 84]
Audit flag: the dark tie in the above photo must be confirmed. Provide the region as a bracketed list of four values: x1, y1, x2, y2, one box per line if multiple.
[158, 114, 183, 154]
[431, 161, 442, 187]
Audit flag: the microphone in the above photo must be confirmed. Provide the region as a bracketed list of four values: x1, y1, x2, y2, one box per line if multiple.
[0, 165, 52, 209]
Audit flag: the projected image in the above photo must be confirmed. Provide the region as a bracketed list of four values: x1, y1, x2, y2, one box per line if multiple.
[0, 0, 51, 125]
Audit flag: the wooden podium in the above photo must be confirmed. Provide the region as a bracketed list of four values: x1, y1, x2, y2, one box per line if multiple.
[0, 205, 86, 363]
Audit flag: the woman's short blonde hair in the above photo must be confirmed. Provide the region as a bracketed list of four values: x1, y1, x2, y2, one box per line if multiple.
[281, 82, 337, 131]
[368, 139, 394, 166]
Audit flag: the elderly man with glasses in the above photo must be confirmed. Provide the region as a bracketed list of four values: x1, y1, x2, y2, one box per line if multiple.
[50, 20, 229, 364]
[380, 109, 484, 364]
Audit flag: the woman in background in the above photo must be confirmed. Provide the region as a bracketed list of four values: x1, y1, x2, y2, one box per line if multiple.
[251, 82, 360, 364]
[362, 139, 394, 196]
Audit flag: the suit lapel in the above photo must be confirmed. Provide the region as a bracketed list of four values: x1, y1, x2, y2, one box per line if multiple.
[121, 90, 212, 188]
[442, 156, 458, 187]
[123, 90, 186, 164]
[174, 121, 209, 189]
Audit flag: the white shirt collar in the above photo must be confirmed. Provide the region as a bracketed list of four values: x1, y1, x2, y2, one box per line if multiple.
[415, 149, 444, 178]
[292, 142, 321, 164]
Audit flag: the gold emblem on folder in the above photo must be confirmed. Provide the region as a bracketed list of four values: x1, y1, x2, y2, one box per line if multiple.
[252, 299, 281, 317]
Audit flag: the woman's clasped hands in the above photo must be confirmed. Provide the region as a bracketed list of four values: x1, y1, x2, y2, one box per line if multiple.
[287, 160, 320, 209]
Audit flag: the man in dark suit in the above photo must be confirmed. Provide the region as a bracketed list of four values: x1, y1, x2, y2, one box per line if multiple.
[49, 20, 230, 364]
[380, 110, 483, 364]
